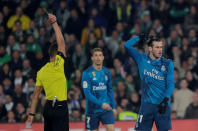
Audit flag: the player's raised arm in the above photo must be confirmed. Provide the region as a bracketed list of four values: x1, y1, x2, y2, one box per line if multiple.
[124, 36, 143, 63]
[48, 14, 66, 57]
[82, 72, 103, 106]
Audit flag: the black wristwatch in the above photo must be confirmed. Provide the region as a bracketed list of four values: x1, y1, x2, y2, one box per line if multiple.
[29, 113, 36, 116]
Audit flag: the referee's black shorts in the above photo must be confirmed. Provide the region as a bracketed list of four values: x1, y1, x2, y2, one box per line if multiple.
[43, 100, 69, 131]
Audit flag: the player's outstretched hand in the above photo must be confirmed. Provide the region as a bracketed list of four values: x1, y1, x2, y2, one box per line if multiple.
[48, 14, 57, 24]
[102, 103, 112, 110]
[158, 97, 169, 114]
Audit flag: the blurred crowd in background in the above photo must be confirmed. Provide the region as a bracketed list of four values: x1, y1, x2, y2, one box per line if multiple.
[0, 0, 198, 123]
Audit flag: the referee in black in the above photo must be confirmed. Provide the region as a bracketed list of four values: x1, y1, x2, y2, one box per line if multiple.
[26, 14, 69, 131]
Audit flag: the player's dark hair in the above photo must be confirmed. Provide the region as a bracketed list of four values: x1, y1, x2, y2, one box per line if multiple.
[147, 36, 161, 47]
[49, 43, 58, 57]
[91, 48, 103, 56]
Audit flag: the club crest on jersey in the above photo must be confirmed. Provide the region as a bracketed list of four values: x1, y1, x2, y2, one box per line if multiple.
[92, 72, 96, 80]
[147, 60, 150, 64]
[161, 65, 166, 71]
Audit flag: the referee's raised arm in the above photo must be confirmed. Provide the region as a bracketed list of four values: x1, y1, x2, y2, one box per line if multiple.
[48, 14, 66, 57]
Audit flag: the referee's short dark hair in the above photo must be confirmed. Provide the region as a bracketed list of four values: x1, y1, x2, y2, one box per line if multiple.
[49, 43, 58, 57]
[91, 48, 103, 56]
[147, 36, 161, 47]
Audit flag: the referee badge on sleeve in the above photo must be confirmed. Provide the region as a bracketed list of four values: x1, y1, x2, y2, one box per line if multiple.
[83, 81, 88, 88]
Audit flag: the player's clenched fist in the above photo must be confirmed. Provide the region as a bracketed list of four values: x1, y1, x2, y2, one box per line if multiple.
[48, 14, 57, 24]
[102, 103, 112, 110]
